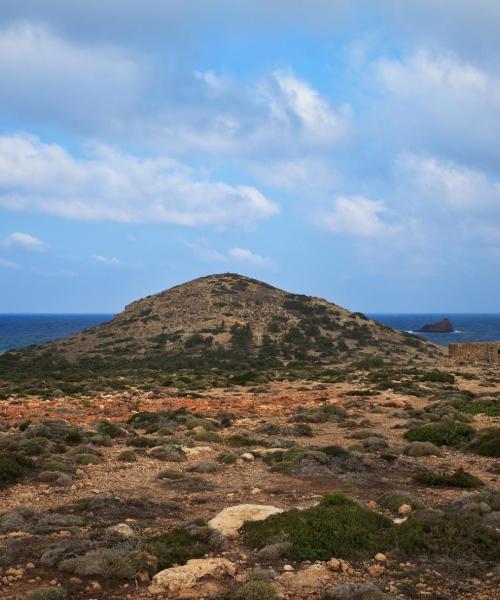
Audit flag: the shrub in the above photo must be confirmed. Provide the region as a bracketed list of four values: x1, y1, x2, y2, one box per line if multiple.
[378, 492, 422, 512]
[59, 548, 153, 579]
[26, 587, 68, 600]
[0, 453, 31, 487]
[291, 423, 314, 437]
[146, 526, 223, 569]
[225, 580, 277, 600]
[242, 493, 392, 560]
[453, 397, 500, 417]
[185, 417, 217, 431]
[413, 468, 483, 488]
[96, 420, 126, 438]
[404, 421, 475, 446]
[157, 469, 184, 480]
[469, 428, 500, 457]
[323, 583, 395, 600]
[117, 450, 137, 462]
[191, 430, 223, 443]
[390, 510, 500, 560]
[218, 452, 237, 464]
[419, 371, 455, 384]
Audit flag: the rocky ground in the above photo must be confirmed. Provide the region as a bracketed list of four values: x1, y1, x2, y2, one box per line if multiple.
[0, 360, 499, 600]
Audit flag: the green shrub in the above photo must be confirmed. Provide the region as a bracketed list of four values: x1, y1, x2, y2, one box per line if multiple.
[26, 587, 68, 600]
[0, 453, 31, 487]
[225, 580, 277, 600]
[242, 493, 392, 560]
[469, 428, 500, 457]
[404, 421, 475, 446]
[390, 511, 500, 560]
[413, 468, 483, 488]
[378, 492, 422, 512]
[185, 417, 217, 431]
[117, 450, 137, 462]
[146, 526, 217, 569]
[419, 371, 455, 384]
[217, 452, 237, 464]
[191, 430, 223, 443]
[96, 420, 125, 438]
[453, 397, 500, 417]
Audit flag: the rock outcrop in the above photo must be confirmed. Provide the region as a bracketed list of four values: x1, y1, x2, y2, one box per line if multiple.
[208, 504, 283, 538]
[417, 318, 454, 333]
[149, 558, 236, 598]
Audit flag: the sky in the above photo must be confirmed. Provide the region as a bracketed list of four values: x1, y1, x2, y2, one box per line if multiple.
[1, 1, 500, 313]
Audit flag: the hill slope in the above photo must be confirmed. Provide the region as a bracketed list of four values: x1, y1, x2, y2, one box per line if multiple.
[14, 273, 432, 368]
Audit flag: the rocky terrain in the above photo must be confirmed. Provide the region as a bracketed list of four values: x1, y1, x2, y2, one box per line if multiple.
[0, 358, 499, 600]
[0, 275, 498, 599]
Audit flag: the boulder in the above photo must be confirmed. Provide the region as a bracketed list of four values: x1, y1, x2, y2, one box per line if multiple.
[276, 564, 332, 593]
[208, 504, 283, 538]
[149, 558, 236, 599]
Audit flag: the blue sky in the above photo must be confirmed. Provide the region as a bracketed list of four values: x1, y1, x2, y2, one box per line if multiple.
[1, 1, 500, 313]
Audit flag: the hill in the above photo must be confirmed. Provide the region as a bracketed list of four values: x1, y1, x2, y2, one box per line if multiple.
[4, 273, 434, 370]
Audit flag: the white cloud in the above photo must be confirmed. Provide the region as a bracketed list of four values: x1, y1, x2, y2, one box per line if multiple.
[185, 241, 271, 266]
[3, 231, 47, 250]
[321, 195, 400, 237]
[227, 247, 271, 266]
[396, 153, 500, 213]
[0, 257, 21, 269]
[0, 134, 278, 227]
[375, 49, 500, 167]
[92, 255, 123, 266]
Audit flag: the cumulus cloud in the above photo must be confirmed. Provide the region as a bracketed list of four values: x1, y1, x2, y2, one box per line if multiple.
[227, 247, 271, 266]
[0, 134, 277, 227]
[3, 231, 47, 250]
[321, 195, 400, 237]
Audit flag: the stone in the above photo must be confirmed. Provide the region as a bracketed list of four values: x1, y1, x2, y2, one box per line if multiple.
[374, 553, 387, 562]
[276, 564, 331, 592]
[208, 504, 283, 538]
[398, 504, 412, 516]
[417, 318, 454, 333]
[106, 523, 135, 538]
[367, 563, 385, 576]
[240, 452, 255, 461]
[149, 558, 236, 599]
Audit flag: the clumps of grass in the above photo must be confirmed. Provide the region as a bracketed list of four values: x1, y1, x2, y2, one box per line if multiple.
[145, 525, 225, 569]
[469, 428, 500, 457]
[95, 420, 126, 438]
[26, 587, 68, 600]
[289, 404, 347, 424]
[389, 510, 500, 560]
[0, 452, 33, 487]
[185, 417, 217, 431]
[291, 423, 314, 437]
[453, 396, 500, 417]
[264, 446, 329, 474]
[59, 548, 154, 579]
[242, 493, 392, 561]
[191, 430, 223, 443]
[404, 421, 475, 446]
[218, 452, 237, 464]
[157, 468, 185, 480]
[226, 433, 262, 447]
[223, 580, 277, 600]
[419, 370, 455, 384]
[378, 492, 423, 513]
[413, 468, 483, 488]
[117, 450, 137, 462]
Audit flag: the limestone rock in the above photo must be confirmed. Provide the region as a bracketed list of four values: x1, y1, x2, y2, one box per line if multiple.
[208, 504, 283, 538]
[149, 558, 236, 599]
[276, 564, 331, 592]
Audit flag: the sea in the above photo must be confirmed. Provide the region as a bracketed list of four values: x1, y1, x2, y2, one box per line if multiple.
[0, 313, 500, 353]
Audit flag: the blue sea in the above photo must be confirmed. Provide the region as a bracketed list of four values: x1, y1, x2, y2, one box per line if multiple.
[0, 313, 500, 352]
[0, 314, 114, 353]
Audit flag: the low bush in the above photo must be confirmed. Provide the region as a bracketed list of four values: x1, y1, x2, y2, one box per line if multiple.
[242, 493, 392, 560]
[378, 492, 422, 512]
[26, 587, 68, 600]
[413, 468, 483, 488]
[404, 421, 475, 446]
[0, 452, 32, 487]
[224, 580, 277, 600]
[419, 371, 455, 384]
[469, 428, 500, 457]
[117, 450, 137, 462]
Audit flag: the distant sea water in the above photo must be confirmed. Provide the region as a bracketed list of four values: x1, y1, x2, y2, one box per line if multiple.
[369, 314, 500, 346]
[1, 313, 500, 353]
[0, 314, 114, 353]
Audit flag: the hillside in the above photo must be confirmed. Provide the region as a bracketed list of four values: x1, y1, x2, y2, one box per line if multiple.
[10, 273, 434, 370]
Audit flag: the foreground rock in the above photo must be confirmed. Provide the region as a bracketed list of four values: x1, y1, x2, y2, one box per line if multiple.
[208, 504, 283, 538]
[149, 558, 236, 598]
